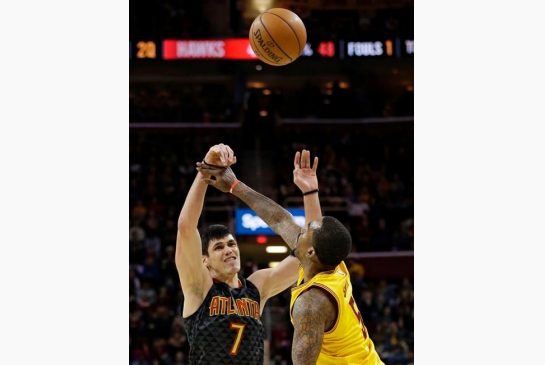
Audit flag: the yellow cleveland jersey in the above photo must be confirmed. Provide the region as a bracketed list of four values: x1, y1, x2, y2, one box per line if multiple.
[290, 261, 383, 365]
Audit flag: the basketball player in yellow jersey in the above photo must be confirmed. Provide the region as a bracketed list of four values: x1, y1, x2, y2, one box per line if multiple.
[289, 150, 384, 365]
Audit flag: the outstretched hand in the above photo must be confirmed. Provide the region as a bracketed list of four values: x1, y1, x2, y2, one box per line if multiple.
[293, 149, 319, 193]
[196, 163, 238, 193]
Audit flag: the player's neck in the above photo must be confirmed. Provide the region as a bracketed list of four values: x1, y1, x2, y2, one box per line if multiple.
[303, 264, 322, 282]
[213, 273, 240, 288]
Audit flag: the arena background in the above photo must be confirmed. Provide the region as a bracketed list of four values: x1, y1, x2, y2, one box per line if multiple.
[130, 1, 414, 364]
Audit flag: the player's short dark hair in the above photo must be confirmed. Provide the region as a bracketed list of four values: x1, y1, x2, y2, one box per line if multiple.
[312, 216, 352, 267]
[201, 224, 232, 255]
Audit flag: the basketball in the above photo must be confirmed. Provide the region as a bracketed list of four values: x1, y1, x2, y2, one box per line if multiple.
[249, 8, 307, 66]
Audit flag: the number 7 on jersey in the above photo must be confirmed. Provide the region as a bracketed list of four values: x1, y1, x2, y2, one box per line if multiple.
[229, 322, 246, 356]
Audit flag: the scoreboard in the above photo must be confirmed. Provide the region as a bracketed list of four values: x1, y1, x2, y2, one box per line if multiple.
[341, 39, 414, 58]
[129, 38, 413, 60]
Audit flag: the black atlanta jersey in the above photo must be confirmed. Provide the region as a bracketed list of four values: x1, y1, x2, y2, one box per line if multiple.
[183, 277, 265, 365]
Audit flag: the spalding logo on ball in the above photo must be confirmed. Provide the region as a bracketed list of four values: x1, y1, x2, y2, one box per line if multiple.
[249, 8, 307, 66]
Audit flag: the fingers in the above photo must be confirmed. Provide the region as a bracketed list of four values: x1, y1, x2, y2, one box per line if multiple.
[294, 151, 301, 169]
[209, 143, 227, 165]
[210, 145, 222, 156]
[206, 145, 225, 166]
[213, 143, 236, 166]
[202, 177, 216, 186]
[226, 145, 234, 162]
[196, 162, 224, 174]
[219, 145, 228, 165]
[197, 164, 215, 175]
[294, 149, 317, 170]
[225, 145, 236, 165]
[302, 149, 310, 169]
[223, 144, 232, 165]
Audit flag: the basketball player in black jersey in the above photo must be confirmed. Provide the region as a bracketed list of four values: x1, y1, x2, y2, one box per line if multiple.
[177, 144, 317, 365]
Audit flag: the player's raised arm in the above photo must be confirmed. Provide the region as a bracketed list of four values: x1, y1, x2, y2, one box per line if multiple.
[243, 149, 323, 305]
[293, 149, 322, 225]
[291, 287, 337, 365]
[197, 164, 301, 249]
[176, 144, 235, 316]
[246, 149, 323, 303]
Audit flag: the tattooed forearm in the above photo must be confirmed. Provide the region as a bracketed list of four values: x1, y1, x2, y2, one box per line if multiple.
[234, 182, 301, 248]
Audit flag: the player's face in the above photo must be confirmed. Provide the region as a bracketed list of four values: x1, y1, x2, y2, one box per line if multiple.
[293, 220, 321, 261]
[207, 234, 241, 275]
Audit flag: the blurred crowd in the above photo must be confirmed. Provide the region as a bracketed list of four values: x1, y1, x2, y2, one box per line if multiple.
[130, 83, 238, 124]
[130, 0, 413, 40]
[272, 124, 413, 252]
[247, 82, 413, 121]
[130, 124, 413, 364]
[130, 81, 413, 124]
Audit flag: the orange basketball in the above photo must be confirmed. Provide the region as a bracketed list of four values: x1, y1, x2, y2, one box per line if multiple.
[249, 8, 307, 66]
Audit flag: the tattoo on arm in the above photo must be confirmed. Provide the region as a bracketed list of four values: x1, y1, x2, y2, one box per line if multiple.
[234, 183, 301, 248]
[291, 288, 337, 365]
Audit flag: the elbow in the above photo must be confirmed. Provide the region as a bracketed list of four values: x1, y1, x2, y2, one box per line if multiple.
[177, 216, 190, 232]
[177, 214, 185, 229]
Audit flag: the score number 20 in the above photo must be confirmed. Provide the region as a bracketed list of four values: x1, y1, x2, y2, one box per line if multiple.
[136, 41, 156, 59]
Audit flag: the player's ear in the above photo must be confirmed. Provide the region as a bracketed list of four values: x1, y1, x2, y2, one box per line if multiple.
[202, 255, 209, 268]
[306, 247, 315, 258]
